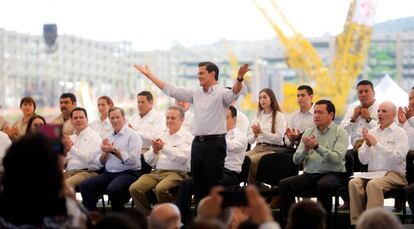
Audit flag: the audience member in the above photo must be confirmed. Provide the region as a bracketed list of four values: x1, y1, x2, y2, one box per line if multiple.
[356, 208, 402, 229]
[90, 95, 114, 139]
[0, 133, 86, 228]
[247, 88, 286, 184]
[80, 107, 143, 212]
[63, 107, 102, 188]
[25, 114, 46, 134]
[148, 203, 182, 229]
[52, 93, 77, 135]
[286, 200, 326, 229]
[129, 105, 192, 215]
[279, 100, 348, 227]
[349, 101, 408, 225]
[128, 91, 166, 153]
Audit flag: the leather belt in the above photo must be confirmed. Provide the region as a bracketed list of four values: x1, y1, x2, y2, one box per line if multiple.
[195, 134, 226, 141]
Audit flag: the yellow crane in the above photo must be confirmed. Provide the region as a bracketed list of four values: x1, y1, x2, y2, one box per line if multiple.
[252, 0, 377, 115]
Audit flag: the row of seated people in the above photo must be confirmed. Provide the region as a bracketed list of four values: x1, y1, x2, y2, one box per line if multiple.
[0, 130, 407, 229]
[1, 79, 414, 226]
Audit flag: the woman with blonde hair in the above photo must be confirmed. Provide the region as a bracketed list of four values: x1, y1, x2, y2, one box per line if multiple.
[247, 88, 286, 184]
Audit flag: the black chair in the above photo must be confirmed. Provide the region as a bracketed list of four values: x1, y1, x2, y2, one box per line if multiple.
[382, 152, 414, 223]
[238, 156, 251, 186]
[297, 153, 354, 225]
[256, 152, 299, 195]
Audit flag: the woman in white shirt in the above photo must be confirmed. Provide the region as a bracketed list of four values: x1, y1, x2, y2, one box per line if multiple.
[90, 96, 114, 139]
[247, 88, 286, 184]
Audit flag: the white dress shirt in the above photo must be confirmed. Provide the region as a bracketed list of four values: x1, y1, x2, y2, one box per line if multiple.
[284, 107, 314, 146]
[225, 128, 248, 173]
[359, 123, 409, 174]
[163, 83, 243, 136]
[182, 110, 194, 133]
[0, 131, 12, 173]
[340, 100, 379, 146]
[67, 126, 102, 171]
[248, 111, 286, 146]
[236, 109, 250, 134]
[90, 117, 113, 139]
[144, 127, 193, 172]
[400, 117, 414, 151]
[99, 126, 142, 173]
[128, 109, 166, 149]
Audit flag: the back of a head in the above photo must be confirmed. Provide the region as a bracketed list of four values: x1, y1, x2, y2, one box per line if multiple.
[0, 133, 65, 225]
[356, 208, 402, 229]
[149, 203, 181, 229]
[189, 219, 226, 229]
[95, 213, 141, 229]
[287, 200, 326, 229]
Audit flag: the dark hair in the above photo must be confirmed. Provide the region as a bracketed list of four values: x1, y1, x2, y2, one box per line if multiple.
[19, 96, 36, 113]
[228, 105, 237, 118]
[70, 107, 88, 119]
[357, 80, 374, 91]
[199, 62, 219, 81]
[98, 95, 114, 108]
[137, 91, 153, 102]
[315, 99, 336, 120]
[94, 212, 146, 229]
[297, 85, 314, 96]
[60, 93, 77, 103]
[108, 107, 125, 118]
[258, 88, 282, 133]
[287, 200, 326, 229]
[0, 134, 66, 225]
[25, 115, 46, 134]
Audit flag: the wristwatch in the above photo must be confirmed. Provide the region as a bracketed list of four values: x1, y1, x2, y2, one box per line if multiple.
[366, 118, 372, 123]
[110, 149, 117, 154]
[237, 77, 243, 82]
[313, 143, 319, 150]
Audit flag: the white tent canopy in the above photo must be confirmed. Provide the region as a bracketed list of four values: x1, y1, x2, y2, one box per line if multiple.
[350, 74, 408, 108]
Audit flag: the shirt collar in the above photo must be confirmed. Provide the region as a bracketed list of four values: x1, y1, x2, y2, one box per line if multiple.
[169, 126, 186, 137]
[317, 122, 334, 135]
[113, 125, 127, 136]
[203, 84, 218, 94]
[380, 122, 397, 132]
[77, 126, 90, 136]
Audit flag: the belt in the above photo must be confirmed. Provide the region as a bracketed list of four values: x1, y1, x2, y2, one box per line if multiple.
[256, 142, 284, 147]
[195, 134, 226, 141]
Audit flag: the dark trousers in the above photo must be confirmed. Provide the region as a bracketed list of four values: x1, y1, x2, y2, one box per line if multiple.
[406, 183, 414, 222]
[191, 136, 226, 203]
[346, 149, 367, 173]
[79, 170, 141, 212]
[279, 172, 346, 226]
[175, 169, 239, 226]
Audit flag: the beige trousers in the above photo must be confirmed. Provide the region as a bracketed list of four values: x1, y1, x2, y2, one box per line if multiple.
[65, 170, 98, 188]
[349, 171, 407, 225]
[129, 169, 187, 215]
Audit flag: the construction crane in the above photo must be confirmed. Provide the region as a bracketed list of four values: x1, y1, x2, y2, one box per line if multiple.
[252, 0, 378, 115]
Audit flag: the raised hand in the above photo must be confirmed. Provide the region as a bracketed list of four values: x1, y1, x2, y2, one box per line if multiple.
[398, 107, 407, 124]
[133, 64, 152, 78]
[404, 106, 414, 119]
[237, 63, 250, 81]
[360, 108, 371, 120]
[351, 106, 362, 122]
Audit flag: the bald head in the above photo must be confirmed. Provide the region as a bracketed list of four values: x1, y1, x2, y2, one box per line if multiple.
[378, 101, 396, 129]
[149, 203, 181, 229]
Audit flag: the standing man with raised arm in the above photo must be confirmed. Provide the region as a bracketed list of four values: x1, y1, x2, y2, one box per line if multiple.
[134, 61, 249, 202]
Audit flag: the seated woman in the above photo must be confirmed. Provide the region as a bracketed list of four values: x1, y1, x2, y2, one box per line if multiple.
[25, 115, 46, 134]
[0, 133, 87, 228]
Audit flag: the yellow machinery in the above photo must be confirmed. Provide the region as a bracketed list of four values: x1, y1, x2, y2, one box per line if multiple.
[250, 0, 377, 115]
